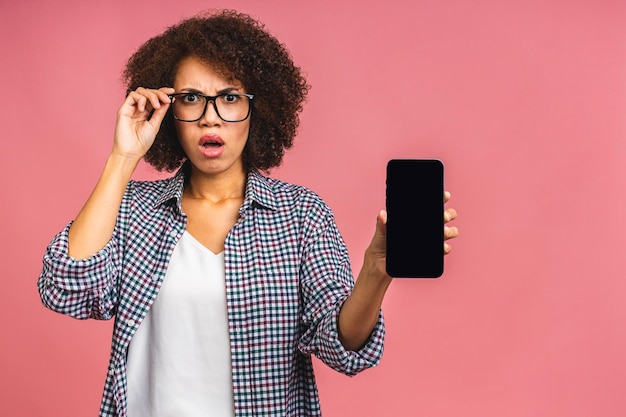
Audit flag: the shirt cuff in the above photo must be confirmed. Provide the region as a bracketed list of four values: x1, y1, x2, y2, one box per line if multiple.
[41, 222, 118, 292]
[312, 305, 385, 377]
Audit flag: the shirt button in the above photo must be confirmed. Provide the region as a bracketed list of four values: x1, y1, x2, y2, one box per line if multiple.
[127, 319, 136, 328]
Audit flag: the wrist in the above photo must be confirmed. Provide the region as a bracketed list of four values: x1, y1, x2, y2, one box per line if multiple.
[362, 250, 391, 283]
[103, 152, 141, 183]
[107, 151, 141, 172]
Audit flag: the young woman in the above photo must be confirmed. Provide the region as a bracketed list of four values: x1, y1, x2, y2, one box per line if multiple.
[38, 10, 458, 417]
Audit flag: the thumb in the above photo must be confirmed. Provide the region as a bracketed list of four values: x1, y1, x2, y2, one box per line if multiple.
[146, 102, 171, 130]
[376, 210, 387, 235]
[369, 210, 387, 255]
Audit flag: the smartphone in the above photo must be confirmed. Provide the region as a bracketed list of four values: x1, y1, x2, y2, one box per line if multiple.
[386, 159, 444, 278]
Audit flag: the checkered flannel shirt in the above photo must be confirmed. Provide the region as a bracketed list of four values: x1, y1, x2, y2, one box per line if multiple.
[38, 166, 385, 417]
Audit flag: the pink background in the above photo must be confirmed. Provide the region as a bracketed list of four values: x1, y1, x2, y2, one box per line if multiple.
[2, 0, 625, 415]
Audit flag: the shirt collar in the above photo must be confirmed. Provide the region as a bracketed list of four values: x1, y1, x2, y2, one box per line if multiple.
[243, 170, 278, 211]
[153, 165, 186, 211]
[153, 164, 278, 212]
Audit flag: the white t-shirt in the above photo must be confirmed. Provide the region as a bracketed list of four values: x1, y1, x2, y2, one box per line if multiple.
[127, 231, 234, 417]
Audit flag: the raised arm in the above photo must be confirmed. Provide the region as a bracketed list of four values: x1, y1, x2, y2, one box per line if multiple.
[338, 192, 459, 351]
[68, 87, 173, 259]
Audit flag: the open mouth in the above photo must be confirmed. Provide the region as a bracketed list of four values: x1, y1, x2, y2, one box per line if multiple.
[198, 135, 225, 158]
[201, 140, 222, 148]
[199, 135, 224, 148]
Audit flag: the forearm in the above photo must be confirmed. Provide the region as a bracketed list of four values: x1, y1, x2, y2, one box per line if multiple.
[338, 253, 392, 351]
[68, 153, 139, 259]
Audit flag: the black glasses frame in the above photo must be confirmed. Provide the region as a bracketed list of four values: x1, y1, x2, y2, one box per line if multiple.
[168, 92, 255, 123]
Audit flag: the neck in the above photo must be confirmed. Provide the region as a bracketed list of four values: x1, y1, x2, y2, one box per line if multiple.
[185, 165, 247, 202]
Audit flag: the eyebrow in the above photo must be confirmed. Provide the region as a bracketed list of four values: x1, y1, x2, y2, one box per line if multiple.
[178, 87, 243, 95]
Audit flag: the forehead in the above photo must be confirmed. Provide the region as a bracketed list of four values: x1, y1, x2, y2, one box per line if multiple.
[174, 55, 242, 90]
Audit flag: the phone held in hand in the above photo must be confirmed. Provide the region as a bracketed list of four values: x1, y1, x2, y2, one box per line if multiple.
[386, 159, 444, 278]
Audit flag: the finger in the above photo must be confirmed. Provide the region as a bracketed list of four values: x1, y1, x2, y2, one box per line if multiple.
[444, 242, 452, 255]
[146, 88, 175, 123]
[158, 86, 176, 93]
[125, 91, 148, 113]
[136, 87, 168, 111]
[155, 87, 175, 105]
[146, 101, 171, 129]
[444, 225, 458, 240]
[444, 207, 457, 223]
[444, 191, 451, 203]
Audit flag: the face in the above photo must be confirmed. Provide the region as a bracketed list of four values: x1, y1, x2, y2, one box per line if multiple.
[173, 55, 251, 179]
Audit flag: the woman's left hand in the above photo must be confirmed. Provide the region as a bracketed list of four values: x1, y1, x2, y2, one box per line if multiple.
[341, 192, 458, 349]
[365, 191, 459, 278]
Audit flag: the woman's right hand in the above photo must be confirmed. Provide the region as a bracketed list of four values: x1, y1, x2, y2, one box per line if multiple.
[112, 87, 175, 161]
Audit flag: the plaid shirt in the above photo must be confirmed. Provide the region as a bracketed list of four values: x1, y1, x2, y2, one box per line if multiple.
[38, 167, 385, 417]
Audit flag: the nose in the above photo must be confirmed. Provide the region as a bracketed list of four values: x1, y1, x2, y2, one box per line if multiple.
[199, 99, 221, 125]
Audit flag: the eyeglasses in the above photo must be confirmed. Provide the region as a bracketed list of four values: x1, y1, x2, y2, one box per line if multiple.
[168, 92, 254, 123]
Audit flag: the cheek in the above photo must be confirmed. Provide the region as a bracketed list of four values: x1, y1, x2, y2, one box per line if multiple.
[174, 122, 191, 143]
[237, 122, 251, 144]
[174, 120, 185, 136]
[173, 123, 193, 155]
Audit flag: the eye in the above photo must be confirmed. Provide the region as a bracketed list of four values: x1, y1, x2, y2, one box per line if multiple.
[222, 94, 239, 104]
[182, 93, 201, 104]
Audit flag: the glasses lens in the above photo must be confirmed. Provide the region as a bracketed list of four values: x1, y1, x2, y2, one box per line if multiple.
[171, 93, 206, 122]
[214, 94, 251, 122]
[171, 93, 251, 122]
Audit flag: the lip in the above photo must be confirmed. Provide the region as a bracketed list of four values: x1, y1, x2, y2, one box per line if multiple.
[198, 134, 225, 158]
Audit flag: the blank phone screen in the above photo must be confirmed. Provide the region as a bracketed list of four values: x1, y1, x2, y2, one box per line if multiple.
[386, 159, 444, 278]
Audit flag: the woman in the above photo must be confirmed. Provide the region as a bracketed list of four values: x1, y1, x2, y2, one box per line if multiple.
[38, 10, 458, 417]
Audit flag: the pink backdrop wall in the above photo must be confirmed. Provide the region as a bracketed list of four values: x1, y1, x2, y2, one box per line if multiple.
[2, 0, 625, 415]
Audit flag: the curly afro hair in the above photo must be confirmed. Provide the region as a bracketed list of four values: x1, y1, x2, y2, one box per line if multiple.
[122, 10, 310, 172]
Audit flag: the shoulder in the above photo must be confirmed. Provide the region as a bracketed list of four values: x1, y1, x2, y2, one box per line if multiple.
[266, 176, 323, 202]
[128, 176, 173, 193]
[126, 172, 183, 208]
[252, 172, 332, 217]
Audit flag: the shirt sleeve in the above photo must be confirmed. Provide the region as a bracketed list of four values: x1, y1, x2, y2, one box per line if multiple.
[297, 209, 385, 377]
[37, 221, 120, 320]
